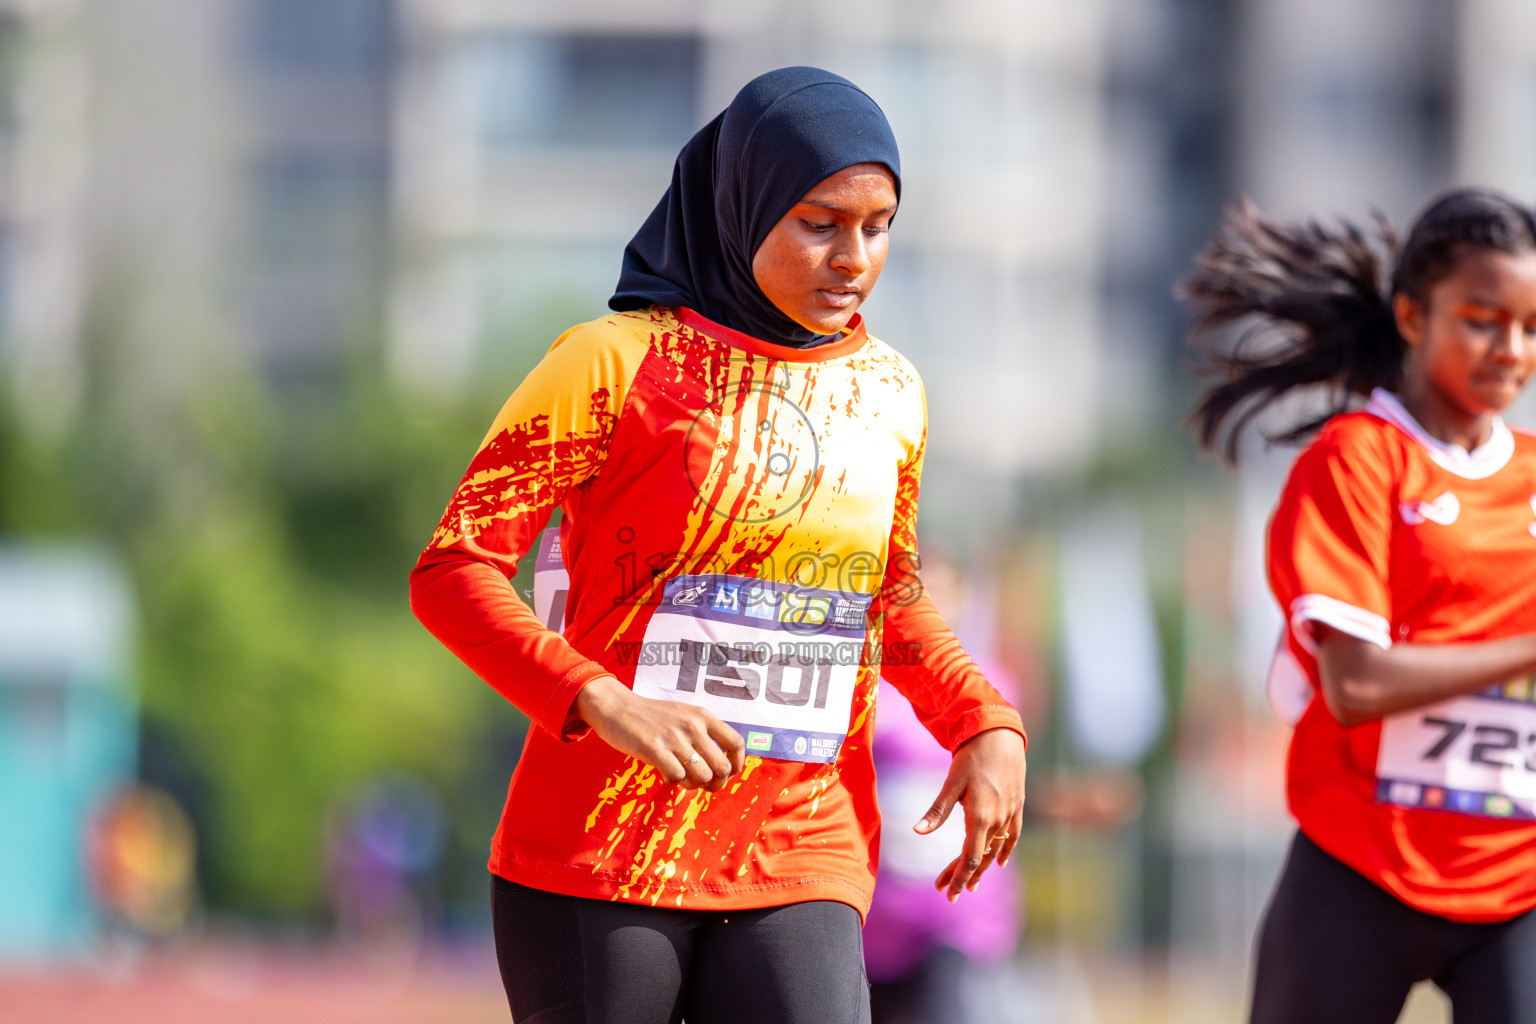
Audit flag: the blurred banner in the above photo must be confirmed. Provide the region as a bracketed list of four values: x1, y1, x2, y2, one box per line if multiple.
[0, 546, 135, 961]
[1058, 505, 1165, 767]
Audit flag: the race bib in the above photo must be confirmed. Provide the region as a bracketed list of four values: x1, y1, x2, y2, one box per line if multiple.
[532, 527, 569, 631]
[630, 574, 871, 764]
[529, 528, 870, 764]
[1376, 679, 1536, 820]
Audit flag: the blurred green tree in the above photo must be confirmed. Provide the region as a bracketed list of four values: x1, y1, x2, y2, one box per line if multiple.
[0, 293, 563, 918]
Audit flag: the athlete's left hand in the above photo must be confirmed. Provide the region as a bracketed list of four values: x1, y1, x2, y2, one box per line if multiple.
[914, 727, 1027, 902]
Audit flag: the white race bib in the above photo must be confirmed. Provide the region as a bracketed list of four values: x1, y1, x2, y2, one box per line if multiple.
[530, 527, 870, 764]
[629, 574, 870, 764]
[532, 527, 569, 631]
[1376, 681, 1536, 820]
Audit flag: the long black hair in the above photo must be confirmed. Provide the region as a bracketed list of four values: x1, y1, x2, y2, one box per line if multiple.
[1184, 188, 1536, 462]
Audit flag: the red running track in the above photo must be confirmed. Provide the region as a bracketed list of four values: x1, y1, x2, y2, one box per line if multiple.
[0, 944, 508, 1024]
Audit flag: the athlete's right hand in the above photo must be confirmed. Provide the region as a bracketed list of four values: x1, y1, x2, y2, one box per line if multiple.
[573, 676, 746, 791]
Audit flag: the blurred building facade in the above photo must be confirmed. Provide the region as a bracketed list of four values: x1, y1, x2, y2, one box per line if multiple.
[8, 0, 1524, 502]
[243, 0, 395, 374]
[1237, 0, 1457, 222]
[388, 0, 1112, 526]
[0, 0, 89, 431]
[1459, 0, 1536, 213]
[2, 1, 1534, 468]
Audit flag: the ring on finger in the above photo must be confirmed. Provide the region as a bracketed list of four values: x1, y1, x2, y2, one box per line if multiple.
[683, 753, 703, 769]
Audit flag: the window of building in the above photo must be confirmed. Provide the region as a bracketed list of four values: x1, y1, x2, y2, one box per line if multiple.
[0, 227, 12, 347]
[251, 153, 387, 266]
[467, 32, 702, 151]
[246, 153, 388, 365]
[247, 0, 394, 75]
[0, 15, 22, 141]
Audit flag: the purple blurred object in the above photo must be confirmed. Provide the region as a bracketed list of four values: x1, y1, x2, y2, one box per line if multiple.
[864, 669, 1021, 983]
[327, 774, 446, 944]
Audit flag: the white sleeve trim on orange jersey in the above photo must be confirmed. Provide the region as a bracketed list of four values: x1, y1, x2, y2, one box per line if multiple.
[1289, 594, 1392, 653]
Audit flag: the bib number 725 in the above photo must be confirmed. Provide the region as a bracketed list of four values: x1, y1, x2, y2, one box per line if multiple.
[1419, 715, 1535, 771]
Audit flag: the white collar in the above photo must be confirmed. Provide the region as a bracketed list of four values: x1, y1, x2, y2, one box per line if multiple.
[1364, 388, 1514, 480]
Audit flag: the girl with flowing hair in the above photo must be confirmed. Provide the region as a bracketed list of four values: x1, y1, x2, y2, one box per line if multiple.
[1187, 188, 1536, 1023]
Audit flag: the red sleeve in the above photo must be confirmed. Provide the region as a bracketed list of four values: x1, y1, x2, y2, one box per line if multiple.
[874, 411, 1027, 753]
[409, 320, 649, 739]
[1267, 424, 1396, 653]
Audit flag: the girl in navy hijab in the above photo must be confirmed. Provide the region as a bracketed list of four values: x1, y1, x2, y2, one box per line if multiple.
[612, 66, 903, 347]
[414, 66, 1028, 1024]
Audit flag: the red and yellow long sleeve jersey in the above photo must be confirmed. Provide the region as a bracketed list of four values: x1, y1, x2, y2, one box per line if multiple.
[410, 305, 1024, 916]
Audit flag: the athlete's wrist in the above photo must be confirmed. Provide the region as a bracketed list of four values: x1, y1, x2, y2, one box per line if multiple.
[955, 726, 1025, 755]
[574, 674, 631, 727]
[1515, 633, 1536, 676]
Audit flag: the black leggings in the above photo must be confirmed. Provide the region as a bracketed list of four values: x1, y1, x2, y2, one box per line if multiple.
[490, 875, 871, 1024]
[1251, 831, 1536, 1024]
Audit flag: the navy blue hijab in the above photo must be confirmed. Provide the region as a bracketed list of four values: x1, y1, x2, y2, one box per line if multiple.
[609, 67, 901, 348]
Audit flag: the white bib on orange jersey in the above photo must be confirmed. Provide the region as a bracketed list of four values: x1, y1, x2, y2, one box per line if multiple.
[1376, 680, 1536, 820]
[629, 574, 868, 764]
[532, 527, 569, 631]
[531, 528, 868, 764]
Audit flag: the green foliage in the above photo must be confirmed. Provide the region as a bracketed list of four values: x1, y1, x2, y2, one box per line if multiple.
[0, 348, 529, 915]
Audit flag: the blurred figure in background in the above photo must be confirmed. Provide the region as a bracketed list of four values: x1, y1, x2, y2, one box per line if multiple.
[865, 547, 1021, 1024]
[325, 774, 446, 953]
[86, 783, 197, 944]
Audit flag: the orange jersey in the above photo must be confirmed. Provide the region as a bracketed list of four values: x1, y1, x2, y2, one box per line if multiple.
[410, 306, 1024, 916]
[1268, 389, 1536, 921]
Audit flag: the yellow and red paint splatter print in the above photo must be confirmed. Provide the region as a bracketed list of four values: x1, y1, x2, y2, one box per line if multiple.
[411, 306, 1023, 917]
